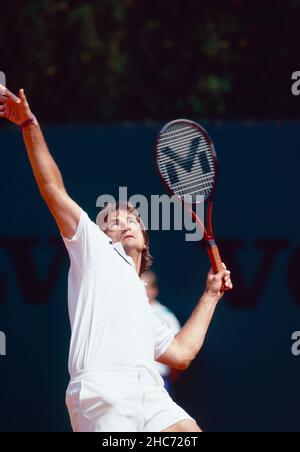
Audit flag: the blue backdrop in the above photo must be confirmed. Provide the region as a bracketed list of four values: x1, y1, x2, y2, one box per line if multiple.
[0, 121, 299, 432]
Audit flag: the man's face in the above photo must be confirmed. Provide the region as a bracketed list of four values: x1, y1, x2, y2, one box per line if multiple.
[105, 209, 146, 254]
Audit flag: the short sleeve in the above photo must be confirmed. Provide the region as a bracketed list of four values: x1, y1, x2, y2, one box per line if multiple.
[61, 208, 111, 275]
[153, 312, 174, 360]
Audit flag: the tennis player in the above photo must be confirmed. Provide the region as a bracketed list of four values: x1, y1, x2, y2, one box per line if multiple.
[0, 85, 232, 432]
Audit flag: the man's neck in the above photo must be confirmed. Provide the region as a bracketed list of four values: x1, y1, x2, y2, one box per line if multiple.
[125, 249, 142, 274]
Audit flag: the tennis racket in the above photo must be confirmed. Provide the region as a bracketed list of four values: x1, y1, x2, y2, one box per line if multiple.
[155, 119, 229, 290]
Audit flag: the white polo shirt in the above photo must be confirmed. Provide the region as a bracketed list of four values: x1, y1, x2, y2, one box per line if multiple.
[62, 209, 174, 380]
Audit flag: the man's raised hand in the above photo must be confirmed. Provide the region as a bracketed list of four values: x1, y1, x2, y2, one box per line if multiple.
[0, 84, 33, 126]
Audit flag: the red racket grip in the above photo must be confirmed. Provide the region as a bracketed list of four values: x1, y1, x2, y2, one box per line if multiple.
[206, 239, 229, 292]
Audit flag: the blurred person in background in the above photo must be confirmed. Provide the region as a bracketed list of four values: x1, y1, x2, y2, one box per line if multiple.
[141, 271, 182, 394]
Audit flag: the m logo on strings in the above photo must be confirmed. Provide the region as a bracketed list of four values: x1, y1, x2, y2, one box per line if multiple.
[162, 136, 211, 185]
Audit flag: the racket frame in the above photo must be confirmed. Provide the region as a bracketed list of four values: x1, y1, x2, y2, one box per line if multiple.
[155, 119, 228, 285]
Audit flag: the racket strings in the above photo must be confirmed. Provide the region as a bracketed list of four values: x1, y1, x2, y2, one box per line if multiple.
[158, 131, 211, 156]
[158, 132, 205, 148]
[159, 165, 215, 185]
[158, 163, 214, 197]
[171, 175, 215, 197]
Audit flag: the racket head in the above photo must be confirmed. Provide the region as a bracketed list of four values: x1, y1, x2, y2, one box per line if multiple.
[155, 119, 218, 205]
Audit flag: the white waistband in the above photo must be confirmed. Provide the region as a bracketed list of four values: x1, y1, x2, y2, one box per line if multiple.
[70, 366, 164, 386]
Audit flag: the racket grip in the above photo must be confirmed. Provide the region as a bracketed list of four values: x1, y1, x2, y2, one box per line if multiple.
[206, 239, 229, 292]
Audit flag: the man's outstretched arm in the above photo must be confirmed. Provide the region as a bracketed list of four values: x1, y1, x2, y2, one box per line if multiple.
[0, 84, 80, 238]
[157, 267, 233, 370]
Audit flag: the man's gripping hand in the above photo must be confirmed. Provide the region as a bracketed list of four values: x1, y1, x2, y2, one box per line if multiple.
[204, 264, 233, 301]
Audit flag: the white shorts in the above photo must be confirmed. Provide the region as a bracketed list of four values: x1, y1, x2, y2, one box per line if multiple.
[66, 367, 195, 432]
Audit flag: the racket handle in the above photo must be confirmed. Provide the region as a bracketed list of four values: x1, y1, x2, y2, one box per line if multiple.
[206, 239, 229, 292]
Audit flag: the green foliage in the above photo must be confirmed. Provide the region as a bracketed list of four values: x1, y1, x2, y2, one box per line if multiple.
[0, 0, 299, 122]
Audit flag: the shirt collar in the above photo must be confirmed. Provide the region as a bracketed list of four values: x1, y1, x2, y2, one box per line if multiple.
[113, 242, 135, 268]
